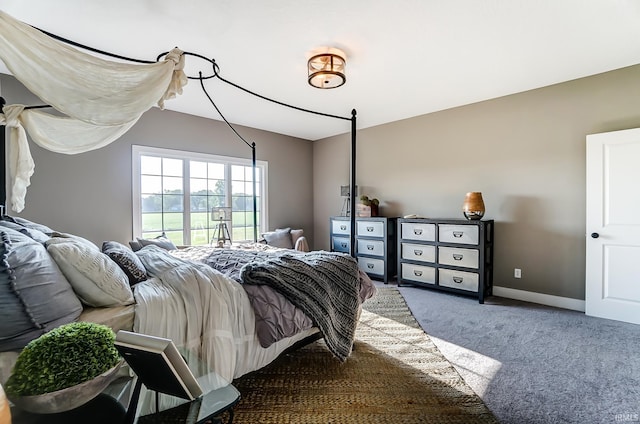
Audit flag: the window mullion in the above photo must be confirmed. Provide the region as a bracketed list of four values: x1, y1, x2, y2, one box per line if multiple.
[183, 159, 191, 246]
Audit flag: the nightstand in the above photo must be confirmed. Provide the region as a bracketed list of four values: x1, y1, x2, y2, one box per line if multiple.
[136, 383, 240, 423]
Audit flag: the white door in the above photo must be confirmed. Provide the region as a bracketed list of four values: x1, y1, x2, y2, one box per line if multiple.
[586, 128, 640, 325]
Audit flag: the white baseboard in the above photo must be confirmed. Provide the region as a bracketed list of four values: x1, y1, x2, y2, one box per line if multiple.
[493, 286, 585, 312]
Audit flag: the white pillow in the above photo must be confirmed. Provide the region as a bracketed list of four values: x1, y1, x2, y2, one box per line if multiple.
[46, 237, 133, 307]
[49, 231, 100, 251]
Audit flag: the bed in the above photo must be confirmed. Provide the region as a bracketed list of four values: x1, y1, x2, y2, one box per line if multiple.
[0, 215, 375, 412]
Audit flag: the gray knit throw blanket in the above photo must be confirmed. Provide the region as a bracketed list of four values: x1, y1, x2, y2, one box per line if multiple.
[241, 251, 361, 362]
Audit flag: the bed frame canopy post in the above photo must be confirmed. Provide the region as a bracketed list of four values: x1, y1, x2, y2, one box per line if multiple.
[251, 141, 258, 242]
[350, 109, 357, 258]
[0, 96, 5, 217]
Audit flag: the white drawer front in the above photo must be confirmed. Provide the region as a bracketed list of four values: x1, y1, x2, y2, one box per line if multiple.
[358, 257, 385, 275]
[401, 243, 436, 263]
[438, 224, 479, 245]
[332, 220, 351, 235]
[438, 268, 479, 292]
[357, 221, 385, 238]
[357, 239, 385, 257]
[401, 223, 436, 241]
[401, 263, 436, 284]
[332, 237, 350, 253]
[438, 246, 479, 269]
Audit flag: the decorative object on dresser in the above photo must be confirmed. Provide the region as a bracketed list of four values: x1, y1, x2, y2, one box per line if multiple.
[330, 216, 397, 283]
[462, 192, 486, 220]
[397, 218, 494, 303]
[357, 195, 380, 217]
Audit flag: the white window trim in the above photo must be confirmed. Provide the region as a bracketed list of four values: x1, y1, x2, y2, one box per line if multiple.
[132, 145, 268, 243]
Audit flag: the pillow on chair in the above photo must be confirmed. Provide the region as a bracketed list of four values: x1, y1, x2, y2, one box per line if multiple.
[262, 228, 310, 251]
[262, 228, 294, 249]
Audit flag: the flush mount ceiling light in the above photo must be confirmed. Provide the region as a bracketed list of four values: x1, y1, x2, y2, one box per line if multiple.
[308, 49, 346, 89]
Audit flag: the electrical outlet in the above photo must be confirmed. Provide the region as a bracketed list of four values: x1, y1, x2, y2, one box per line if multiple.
[514, 268, 522, 279]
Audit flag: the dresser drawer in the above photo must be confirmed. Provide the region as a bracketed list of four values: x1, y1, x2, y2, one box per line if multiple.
[357, 239, 385, 257]
[332, 236, 350, 253]
[401, 222, 436, 242]
[401, 243, 436, 263]
[332, 220, 351, 235]
[401, 263, 436, 285]
[438, 224, 479, 245]
[358, 256, 385, 275]
[357, 221, 385, 238]
[438, 268, 479, 292]
[438, 246, 479, 269]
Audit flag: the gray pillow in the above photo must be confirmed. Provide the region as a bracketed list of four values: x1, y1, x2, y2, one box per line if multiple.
[102, 241, 147, 285]
[0, 220, 49, 243]
[263, 228, 293, 249]
[0, 228, 83, 352]
[137, 234, 177, 251]
[129, 239, 143, 252]
[0, 215, 54, 235]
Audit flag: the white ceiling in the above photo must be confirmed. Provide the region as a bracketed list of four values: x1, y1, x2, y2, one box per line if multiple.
[1, 1, 640, 141]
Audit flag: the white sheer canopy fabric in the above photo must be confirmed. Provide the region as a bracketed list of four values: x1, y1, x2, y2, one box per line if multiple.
[0, 10, 188, 212]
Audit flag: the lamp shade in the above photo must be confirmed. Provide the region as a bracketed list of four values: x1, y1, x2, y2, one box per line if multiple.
[308, 52, 346, 89]
[211, 207, 232, 222]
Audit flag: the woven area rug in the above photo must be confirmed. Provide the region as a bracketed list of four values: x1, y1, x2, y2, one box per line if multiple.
[232, 287, 498, 423]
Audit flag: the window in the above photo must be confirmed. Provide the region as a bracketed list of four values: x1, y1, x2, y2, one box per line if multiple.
[132, 146, 267, 246]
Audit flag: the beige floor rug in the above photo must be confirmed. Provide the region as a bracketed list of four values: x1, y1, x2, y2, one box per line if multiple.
[231, 287, 499, 423]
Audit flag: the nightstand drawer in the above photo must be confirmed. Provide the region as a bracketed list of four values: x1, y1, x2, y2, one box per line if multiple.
[438, 268, 479, 292]
[438, 224, 479, 245]
[357, 239, 385, 257]
[401, 263, 436, 284]
[332, 220, 351, 235]
[357, 221, 385, 238]
[401, 223, 436, 242]
[401, 243, 436, 263]
[438, 246, 479, 269]
[332, 236, 350, 253]
[358, 257, 385, 275]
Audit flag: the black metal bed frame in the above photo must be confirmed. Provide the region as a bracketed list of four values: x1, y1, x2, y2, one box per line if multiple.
[0, 26, 358, 257]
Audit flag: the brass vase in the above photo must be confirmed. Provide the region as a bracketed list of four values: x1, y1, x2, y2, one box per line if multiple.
[462, 192, 485, 220]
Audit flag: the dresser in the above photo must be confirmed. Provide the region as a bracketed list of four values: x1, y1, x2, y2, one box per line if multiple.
[330, 216, 398, 283]
[397, 218, 494, 303]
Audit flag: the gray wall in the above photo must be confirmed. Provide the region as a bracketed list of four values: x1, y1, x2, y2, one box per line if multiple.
[0, 74, 314, 247]
[313, 64, 640, 301]
[4, 63, 640, 301]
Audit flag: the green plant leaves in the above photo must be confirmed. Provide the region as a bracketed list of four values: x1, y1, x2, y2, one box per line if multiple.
[5, 322, 120, 396]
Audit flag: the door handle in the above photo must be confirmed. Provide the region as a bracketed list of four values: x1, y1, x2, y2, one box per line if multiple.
[591, 232, 599, 239]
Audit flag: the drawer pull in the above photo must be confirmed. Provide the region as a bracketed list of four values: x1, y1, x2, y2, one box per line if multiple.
[414, 249, 423, 256]
[453, 231, 464, 238]
[367, 263, 374, 269]
[414, 270, 423, 276]
[341, 242, 347, 248]
[413, 229, 423, 235]
[340, 225, 347, 230]
[367, 244, 374, 250]
[453, 277, 463, 284]
[366, 226, 374, 232]
[453, 254, 463, 261]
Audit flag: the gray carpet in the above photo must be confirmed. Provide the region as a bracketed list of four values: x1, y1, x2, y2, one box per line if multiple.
[394, 283, 640, 424]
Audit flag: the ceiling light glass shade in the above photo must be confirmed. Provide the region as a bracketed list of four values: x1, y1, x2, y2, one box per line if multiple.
[308, 53, 346, 89]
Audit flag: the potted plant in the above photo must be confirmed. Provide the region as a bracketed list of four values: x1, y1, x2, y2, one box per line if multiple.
[5, 321, 123, 413]
[358, 195, 380, 217]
